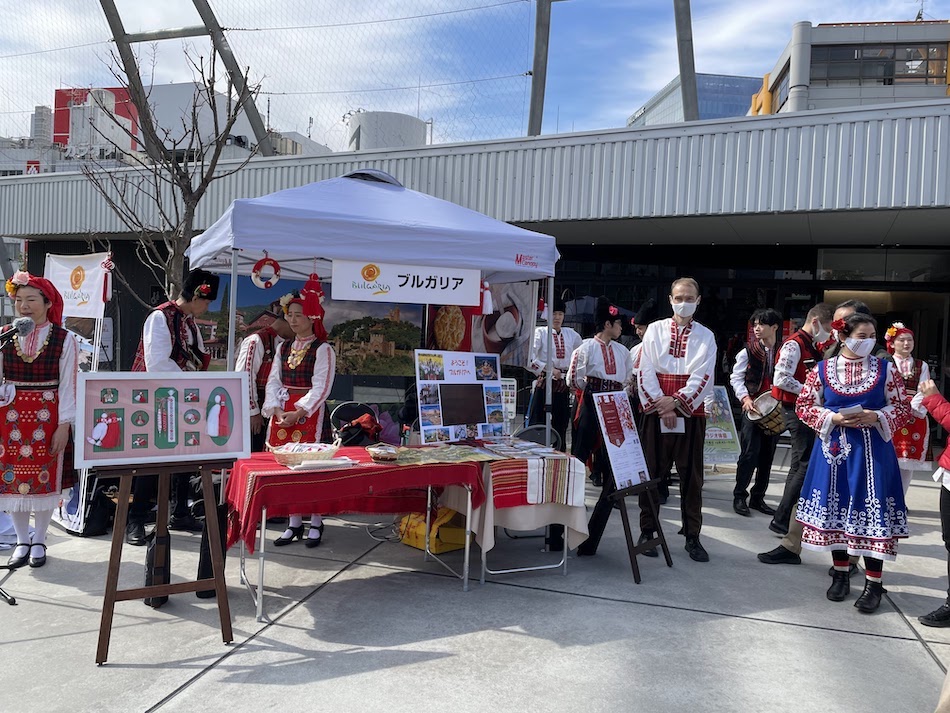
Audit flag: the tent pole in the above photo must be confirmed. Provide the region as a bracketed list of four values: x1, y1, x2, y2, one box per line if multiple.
[226, 248, 239, 371]
[544, 277, 554, 447]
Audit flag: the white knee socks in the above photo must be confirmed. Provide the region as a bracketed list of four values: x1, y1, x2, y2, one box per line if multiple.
[10, 511, 31, 559]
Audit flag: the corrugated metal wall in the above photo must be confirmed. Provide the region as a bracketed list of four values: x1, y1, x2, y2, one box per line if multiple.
[2, 100, 949, 238]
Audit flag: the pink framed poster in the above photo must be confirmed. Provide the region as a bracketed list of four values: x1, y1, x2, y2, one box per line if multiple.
[74, 372, 251, 468]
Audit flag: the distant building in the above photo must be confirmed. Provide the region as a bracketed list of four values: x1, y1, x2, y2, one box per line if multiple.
[628, 73, 761, 127]
[750, 19, 950, 115]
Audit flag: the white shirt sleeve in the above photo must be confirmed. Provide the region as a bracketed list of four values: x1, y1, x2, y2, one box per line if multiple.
[568, 340, 588, 391]
[637, 323, 664, 411]
[773, 340, 804, 394]
[236, 334, 263, 415]
[142, 310, 182, 372]
[57, 330, 79, 424]
[528, 328, 545, 376]
[295, 343, 336, 417]
[730, 349, 750, 401]
[911, 361, 930, 417]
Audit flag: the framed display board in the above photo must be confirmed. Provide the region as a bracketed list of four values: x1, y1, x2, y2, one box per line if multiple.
[594, 391, 650, 490]
[75, 372, 251, 468]
[703, 385, 742, 465]
[414, 349, 504, 443]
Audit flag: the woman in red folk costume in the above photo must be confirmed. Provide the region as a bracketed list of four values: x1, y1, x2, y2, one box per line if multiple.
[263, 276, 336, 548]
[0, 271, 78, 569]
[885, 322, 931, 494]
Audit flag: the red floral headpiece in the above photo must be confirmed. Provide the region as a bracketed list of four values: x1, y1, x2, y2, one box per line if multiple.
[5, 270, 64, 325]
[194, 283, 212, 299]
[830, 318, 846, 332]
[608, 305, 619, 316]
[884, 322, 913, 354]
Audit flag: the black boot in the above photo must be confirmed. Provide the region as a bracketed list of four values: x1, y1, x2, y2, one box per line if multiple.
[919, 601, 950, 627]
[854, 580, 886, 613]
[826, 570, 851, 601]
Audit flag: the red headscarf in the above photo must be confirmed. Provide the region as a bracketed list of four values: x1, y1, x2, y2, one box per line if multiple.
[5, 270, 65, 326]
[279, 274, 328, 342]
[884, 322, 914, 354]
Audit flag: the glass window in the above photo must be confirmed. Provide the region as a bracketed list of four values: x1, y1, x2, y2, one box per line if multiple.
[861, 46, 894, 59]
[811, 46, 830, 61]
[929, 44, 948, 60]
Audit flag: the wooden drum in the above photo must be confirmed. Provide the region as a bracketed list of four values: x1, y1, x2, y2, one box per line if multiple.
[747, 392, 785, 436]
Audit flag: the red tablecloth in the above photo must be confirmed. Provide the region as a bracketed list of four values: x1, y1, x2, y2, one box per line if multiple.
[225, 448, 486, 553]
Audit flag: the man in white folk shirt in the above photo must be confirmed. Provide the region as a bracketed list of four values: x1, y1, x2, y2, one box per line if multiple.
[729, 308, 782, 517]
[526, 295, 582, 451]
[236, 305, 294, 453]
[570, 297, 633, 557]
[636, 277, 717, 563]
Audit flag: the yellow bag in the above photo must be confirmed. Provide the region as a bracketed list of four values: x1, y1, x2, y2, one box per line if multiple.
[399, 507, 467, 554]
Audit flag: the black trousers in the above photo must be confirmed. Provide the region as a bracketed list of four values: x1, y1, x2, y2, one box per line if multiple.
[528, 385, 570, 451]
[941, 486, 950, 599]
[129, 473, 194, 524]
[771, 405, 816, 530]
[733, 412, 779, 501]
[576, 449, 616, 555]
[251, 419, 269, 453]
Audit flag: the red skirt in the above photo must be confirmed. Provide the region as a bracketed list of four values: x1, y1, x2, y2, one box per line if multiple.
[0, 387, 64, 510]
[893, 413, 930, 468]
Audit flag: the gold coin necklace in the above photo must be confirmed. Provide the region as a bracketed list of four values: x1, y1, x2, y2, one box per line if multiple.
[15, 328, 51, 364]
[287, 336, 315, 370]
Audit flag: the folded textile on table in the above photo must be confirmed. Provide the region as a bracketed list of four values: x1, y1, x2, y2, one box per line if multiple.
[493, 457, 585, 509]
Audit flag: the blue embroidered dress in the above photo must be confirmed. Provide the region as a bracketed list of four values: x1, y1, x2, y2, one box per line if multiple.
[795, 355, 911, 560]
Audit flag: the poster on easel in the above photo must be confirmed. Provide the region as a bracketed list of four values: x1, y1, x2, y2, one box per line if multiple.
[414, 349, 503, 443]
[594, 391, 650, 489]
[703, 385, 741, 465]
[75, 372, 250, 468]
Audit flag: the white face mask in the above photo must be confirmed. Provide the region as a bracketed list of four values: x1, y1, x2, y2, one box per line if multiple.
[813, 321, 830, 344]
[671, 301, 697, 318]
[845, 337, 875, 358]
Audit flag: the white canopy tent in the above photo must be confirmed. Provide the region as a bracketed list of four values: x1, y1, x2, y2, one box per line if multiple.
[187, 169, 562, 439]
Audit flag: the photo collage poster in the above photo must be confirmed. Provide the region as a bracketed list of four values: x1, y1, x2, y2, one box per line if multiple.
[414, 349, 504, 443]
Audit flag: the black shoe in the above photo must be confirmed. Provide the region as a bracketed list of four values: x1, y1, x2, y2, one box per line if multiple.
[168, 514, 204, 532]
[767, 520, 788, 537]
[757, 545, 801, 565]
[827, 562, 858, 578]
[126, 521, 147, 546]
[854, 580, 885, 613]
[637, 531, 659, 557]
[749, 499, 776, 516]
[658, 487, 669, 505]
[274, 525, 304, 546]
[919, 602, 950, 627]
[733, 497, 751, 516]
[304, 523, 325, 549]
[590, 473, 603, 487]
[685, 537, 709, 562]
[28, 543, 47, 568]
[6, 543, 30, 568]
[826, 571, 851, 601]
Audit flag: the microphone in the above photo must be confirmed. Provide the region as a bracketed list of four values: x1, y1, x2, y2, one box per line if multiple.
[0, 317, 35, 349]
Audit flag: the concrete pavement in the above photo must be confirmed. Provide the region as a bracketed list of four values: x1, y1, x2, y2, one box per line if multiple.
[1, 470, 948, 713]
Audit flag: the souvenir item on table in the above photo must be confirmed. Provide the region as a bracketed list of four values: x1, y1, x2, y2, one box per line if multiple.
[269, 441, 340, 466]
[366, 443, 399, 462]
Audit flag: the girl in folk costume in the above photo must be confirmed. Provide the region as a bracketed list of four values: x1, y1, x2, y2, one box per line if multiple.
[263, 276, 336, 548]
[1, 271, 78, 569]
[795, 313, 911, 613]
[885, 322, 931, 493]
[569, 296, 633, 557]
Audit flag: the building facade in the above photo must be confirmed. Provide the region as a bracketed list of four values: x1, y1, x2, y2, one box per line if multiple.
[751, 19, 950, 115]
[628, 73, 761, 127]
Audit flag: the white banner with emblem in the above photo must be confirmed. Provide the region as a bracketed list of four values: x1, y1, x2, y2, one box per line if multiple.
[331, 259, 481, 306]
[44, 252, 112, 319]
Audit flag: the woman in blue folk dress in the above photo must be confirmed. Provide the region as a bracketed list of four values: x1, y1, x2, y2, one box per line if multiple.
[795, 313, 911, 614]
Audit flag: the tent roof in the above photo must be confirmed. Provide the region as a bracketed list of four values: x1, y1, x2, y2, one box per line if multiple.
[188, 170, 559, 284]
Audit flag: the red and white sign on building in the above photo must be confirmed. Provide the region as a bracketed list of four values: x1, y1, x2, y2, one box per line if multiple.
[25, 160, 39, 174]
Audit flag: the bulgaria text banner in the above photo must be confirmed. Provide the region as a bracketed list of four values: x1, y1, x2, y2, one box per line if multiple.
[703, 385, 742, 465]
[414, 349, 504, 443]
[75, 372, 250, 468]
[44, 252, 111, 319]
[594, 391, 650, 490]
[332, 259, 481, 306]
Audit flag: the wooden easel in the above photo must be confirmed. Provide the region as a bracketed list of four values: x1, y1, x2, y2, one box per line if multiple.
[610, 478, 672, 584]
[95, 460, 234, 665]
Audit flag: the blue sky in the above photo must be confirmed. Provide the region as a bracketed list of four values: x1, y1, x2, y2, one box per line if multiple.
[0, 1, 945, 144]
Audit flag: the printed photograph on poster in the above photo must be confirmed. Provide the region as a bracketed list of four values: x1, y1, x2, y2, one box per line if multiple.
[593, 391, 650, 490]
[75, 372, 250, 468]
[414, 349, 503, 443]
[425, 282, 537, 368]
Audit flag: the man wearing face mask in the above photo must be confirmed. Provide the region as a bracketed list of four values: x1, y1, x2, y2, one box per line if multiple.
[757, 302, 834, 546]
[636, 278, 717, 563]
